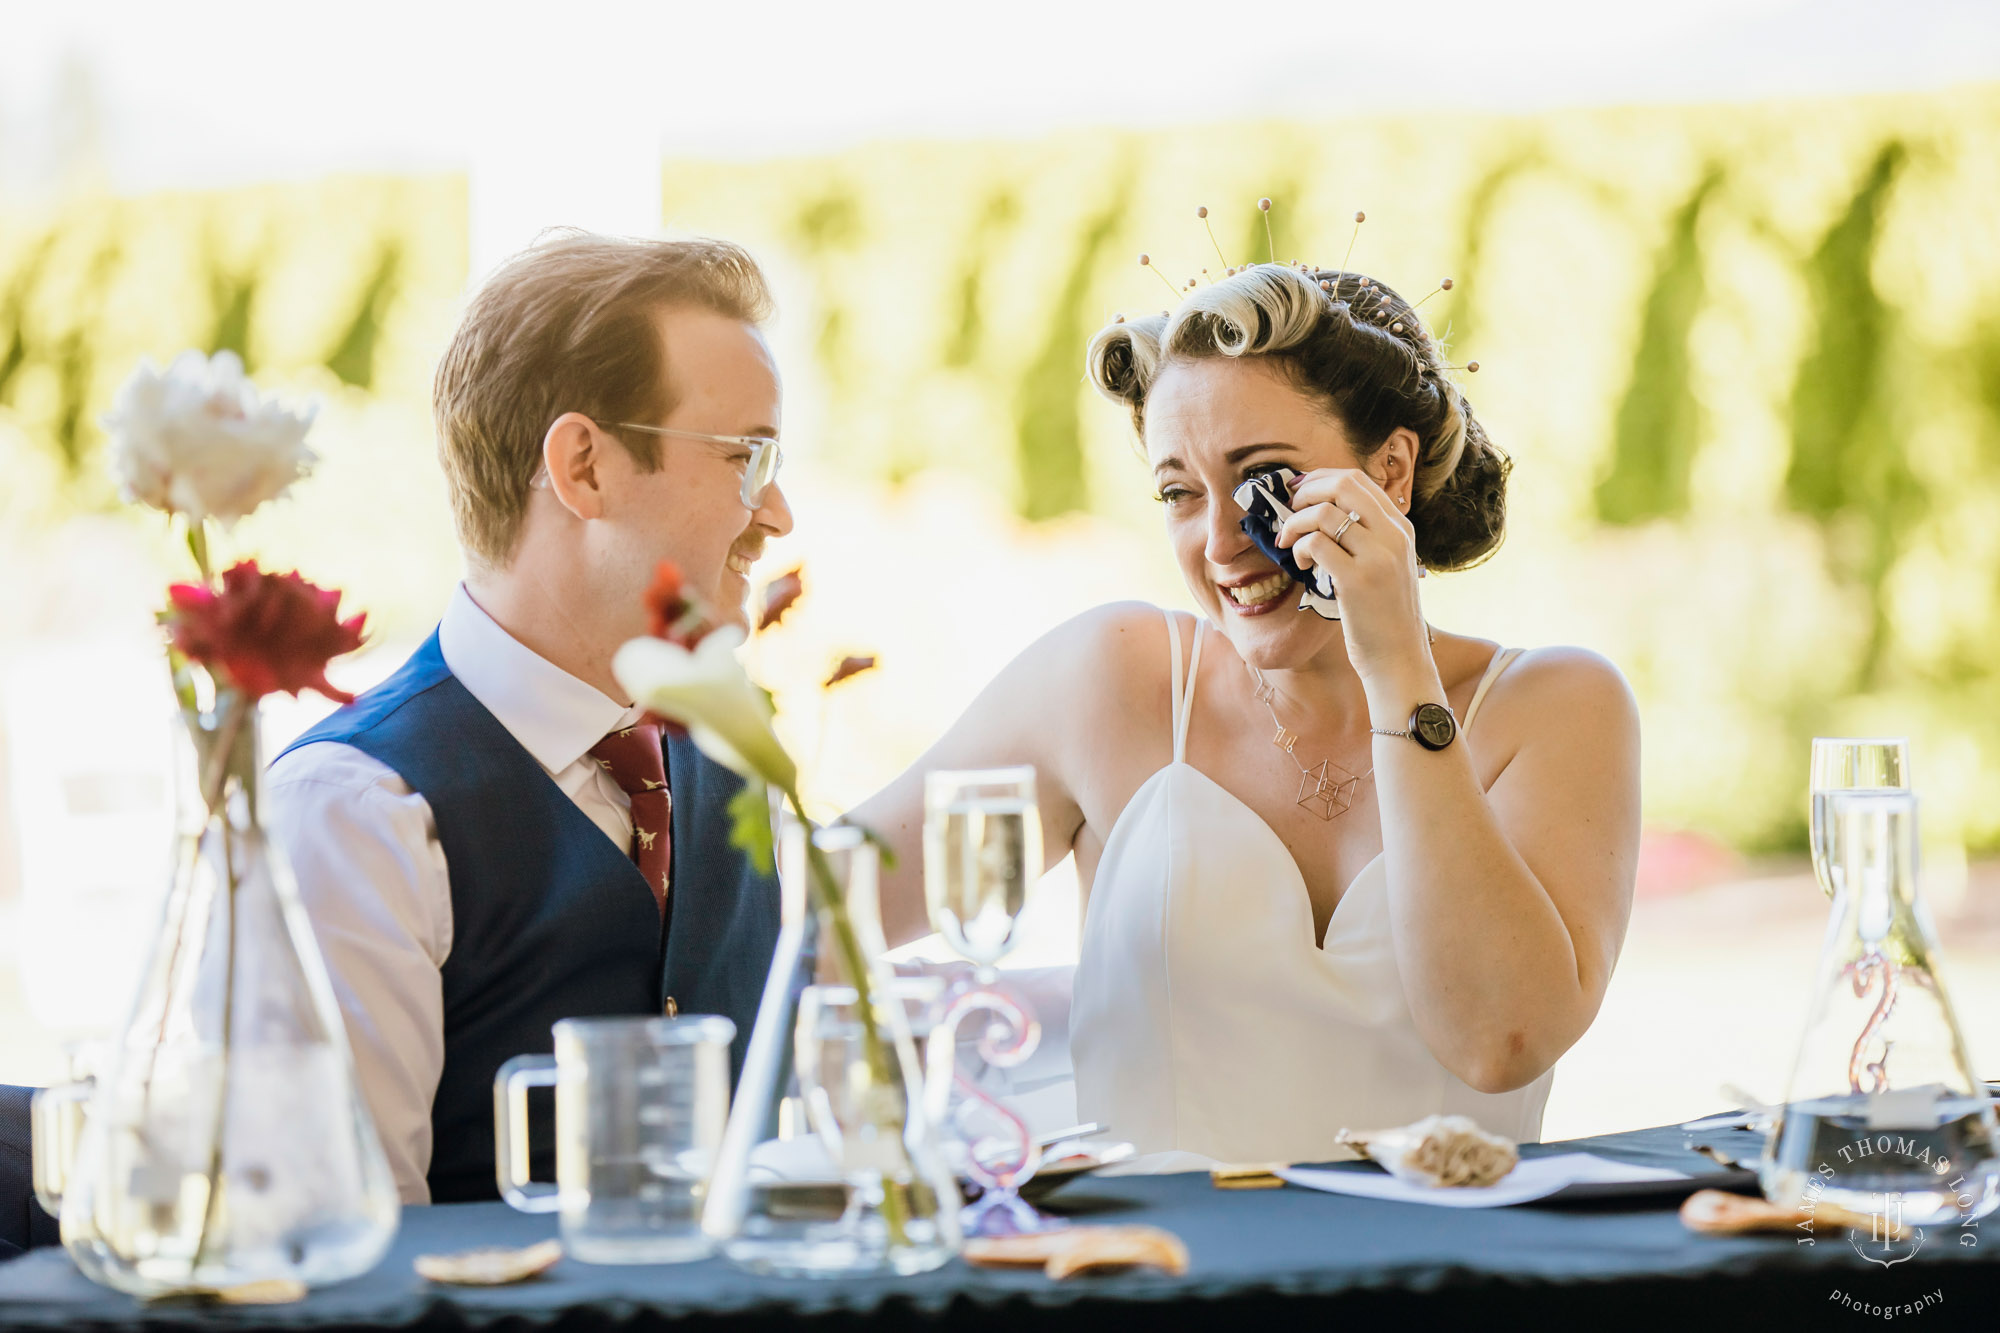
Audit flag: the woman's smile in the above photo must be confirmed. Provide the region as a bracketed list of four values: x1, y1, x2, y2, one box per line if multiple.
[1217, 568, 1291, 614]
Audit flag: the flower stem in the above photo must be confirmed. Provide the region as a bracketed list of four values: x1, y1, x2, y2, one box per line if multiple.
[188, 693, 248, 1275]
[784, 787, 913, 1248]
[185, 518, 213, 586]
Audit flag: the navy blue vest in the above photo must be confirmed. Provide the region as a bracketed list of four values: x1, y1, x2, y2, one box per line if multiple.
[280, 633, 780, 1203]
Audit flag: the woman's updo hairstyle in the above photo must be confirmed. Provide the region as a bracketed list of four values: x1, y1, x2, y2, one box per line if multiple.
[1086, 263, 1510, 571]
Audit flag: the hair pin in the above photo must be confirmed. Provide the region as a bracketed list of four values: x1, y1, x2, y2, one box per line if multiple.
[1411, 277, 1454, 310]
[1138, 253, 1182, 300]
[1199, 206, 1232, 271]
[1341, 211, 1365, 275]
[1259, 197, 1274, 264]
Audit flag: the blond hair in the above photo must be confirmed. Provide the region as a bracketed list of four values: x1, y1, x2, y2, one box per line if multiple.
[432, 231, 773, 568]
[1086, 264, 1509, 571]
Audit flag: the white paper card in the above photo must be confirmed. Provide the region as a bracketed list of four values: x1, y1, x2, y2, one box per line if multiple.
[1277, 1152, 1688, 1208]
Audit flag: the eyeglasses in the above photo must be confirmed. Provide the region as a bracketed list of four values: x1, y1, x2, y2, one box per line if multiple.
[610, 422, 784, 508]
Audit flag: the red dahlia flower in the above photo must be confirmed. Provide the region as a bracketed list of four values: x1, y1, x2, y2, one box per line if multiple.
[165, 560, 367, 704]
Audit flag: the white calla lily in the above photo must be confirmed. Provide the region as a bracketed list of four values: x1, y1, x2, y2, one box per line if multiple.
[102, 349, 317, 527]
[612, 626, 798, 792]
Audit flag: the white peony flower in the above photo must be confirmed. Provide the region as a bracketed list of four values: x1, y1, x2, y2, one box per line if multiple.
[613, 626, 799, 792]
[102, 349, 317, 527]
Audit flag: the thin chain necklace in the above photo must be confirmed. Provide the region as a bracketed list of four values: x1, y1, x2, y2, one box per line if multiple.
[1246, 663, 1371, 821]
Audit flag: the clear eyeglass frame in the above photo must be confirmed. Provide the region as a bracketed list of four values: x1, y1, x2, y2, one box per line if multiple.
[530, 419, 784, 509]
[612, 422, 783, 508]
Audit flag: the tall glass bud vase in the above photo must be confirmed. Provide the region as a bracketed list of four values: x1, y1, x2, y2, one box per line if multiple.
[1762, 789, 2000, 1232]
[46, 698, 399, 1296]
[702, 818, 960, 1276]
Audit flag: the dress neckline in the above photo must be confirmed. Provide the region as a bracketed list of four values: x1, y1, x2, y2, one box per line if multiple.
[1091, 612, 1524, 949]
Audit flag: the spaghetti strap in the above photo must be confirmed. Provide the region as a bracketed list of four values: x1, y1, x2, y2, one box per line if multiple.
[1161, 609, 1205, 763]
[1175, 620, 1205, 762]
[1463, 647, 1524, 731]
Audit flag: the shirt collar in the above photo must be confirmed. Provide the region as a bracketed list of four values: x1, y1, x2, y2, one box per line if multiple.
[437, 585, 644, 776]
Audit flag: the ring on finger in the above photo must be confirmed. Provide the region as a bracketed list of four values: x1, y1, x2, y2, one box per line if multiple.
[1329, 509, 1361, 550]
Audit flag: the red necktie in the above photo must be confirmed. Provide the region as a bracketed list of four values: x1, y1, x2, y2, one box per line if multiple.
[588, 722, 671, 918]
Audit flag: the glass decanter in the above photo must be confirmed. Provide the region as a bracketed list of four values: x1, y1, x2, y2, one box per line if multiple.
[1762, 788, 2000, 1233]
[39, 705, 399, 1296]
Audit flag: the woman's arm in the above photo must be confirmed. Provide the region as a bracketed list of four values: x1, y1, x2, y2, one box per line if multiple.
[1282, 470, 1640, 1093]
[1366, 647, 1639, 1092]
[846, 602, 1167, 947]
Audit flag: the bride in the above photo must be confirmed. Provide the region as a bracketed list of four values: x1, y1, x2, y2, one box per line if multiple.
[854, 261, 1639, 1163]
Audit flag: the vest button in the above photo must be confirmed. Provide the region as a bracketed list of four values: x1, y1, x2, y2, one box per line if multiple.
[664, 996, 678, 1018]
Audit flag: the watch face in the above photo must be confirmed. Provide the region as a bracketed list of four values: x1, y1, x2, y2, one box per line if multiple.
[1412, 702, 1457, 750]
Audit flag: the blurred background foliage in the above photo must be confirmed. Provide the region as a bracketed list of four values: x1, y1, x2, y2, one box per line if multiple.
[6, 86, 2000, 855]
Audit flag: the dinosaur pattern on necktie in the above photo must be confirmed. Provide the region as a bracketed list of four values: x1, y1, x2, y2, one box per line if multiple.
[588, 722, 672, 917]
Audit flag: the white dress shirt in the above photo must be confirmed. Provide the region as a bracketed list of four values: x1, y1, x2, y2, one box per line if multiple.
[267, 585, 645, 1205]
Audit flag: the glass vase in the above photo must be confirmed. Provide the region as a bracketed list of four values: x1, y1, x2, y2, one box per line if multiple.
[39, 697, 399, 1296]
[1762, 788, 2000, 1236]
[701, 818, 960, 1276]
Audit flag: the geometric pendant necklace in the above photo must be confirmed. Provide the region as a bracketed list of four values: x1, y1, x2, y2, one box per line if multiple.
[1246, 664, 1370, 822]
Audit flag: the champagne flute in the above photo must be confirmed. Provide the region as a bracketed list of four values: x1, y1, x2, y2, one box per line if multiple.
[922, 767, 1042, 983]
[1809, 738, 1910, 899]
[921, 767, 1050, 1235]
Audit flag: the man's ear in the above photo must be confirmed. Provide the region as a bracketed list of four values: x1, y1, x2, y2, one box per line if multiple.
[540, 412, 606, 521]
[1373, 427, 1419, 511]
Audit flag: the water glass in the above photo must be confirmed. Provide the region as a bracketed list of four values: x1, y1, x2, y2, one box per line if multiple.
[1809, 738, 1910, 899]
[787, 983, 960, 1275]
[495, 1014, 734, 1264]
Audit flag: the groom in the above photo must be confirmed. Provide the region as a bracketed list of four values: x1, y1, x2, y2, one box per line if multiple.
[270, 232, 793, 1204]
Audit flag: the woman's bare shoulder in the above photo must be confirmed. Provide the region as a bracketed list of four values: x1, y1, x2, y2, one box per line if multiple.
[1486, 645, 1639, 736]
[1018, 601, 1178, 708]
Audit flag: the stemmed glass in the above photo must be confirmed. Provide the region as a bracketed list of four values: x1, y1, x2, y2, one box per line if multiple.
[920, 767, 1052, 1235]
[1809, 738, 1910, 899]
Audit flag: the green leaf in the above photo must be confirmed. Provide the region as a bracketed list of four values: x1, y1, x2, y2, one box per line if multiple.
[728, 778, 776, 875]
[165, 646, 200, 717]
[185, 519, 213, 582]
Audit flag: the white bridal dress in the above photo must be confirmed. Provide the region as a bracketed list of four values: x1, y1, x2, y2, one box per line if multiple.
[1070, 609, 1551, 1166]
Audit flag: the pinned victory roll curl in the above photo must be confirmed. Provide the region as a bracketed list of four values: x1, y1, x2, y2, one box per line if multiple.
[1093, 200, 1510, 575]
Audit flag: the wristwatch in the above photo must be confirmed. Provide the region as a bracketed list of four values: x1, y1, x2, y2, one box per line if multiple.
[1372, 702, 1458, 751]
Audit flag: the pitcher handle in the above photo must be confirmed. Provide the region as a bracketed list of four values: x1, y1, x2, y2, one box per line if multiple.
[493, 1055, 559, 1213]
[30, 1079, 94, 1218]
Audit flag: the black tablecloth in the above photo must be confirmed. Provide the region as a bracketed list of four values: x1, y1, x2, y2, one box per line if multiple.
[3, 1124, 1997, 1331]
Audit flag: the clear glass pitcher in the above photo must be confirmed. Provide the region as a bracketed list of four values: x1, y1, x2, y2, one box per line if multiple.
[495, 1014, 734, 1264]
[35, 711, 399, 1297]
[1762, 788, 2000, 1234]
[701, 819, 961, 1276]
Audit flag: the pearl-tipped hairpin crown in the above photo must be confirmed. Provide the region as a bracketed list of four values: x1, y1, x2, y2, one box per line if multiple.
[1123, 198, 1480, 376]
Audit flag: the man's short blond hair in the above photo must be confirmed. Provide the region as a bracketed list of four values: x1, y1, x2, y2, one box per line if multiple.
[432, 231, 773, 568]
